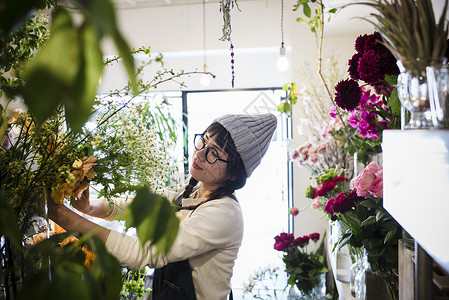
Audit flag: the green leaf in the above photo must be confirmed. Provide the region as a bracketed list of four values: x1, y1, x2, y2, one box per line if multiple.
[303, 3, 311, 18]
[278, 102, 291, 114]
[82, 0, 138, 95]
[384, 227, 398, 244]
[23, 8, 80, 124]
[385, 74, 397, 85]
[86, 236, 122, 299]
[65, 20, 104, 132]
[387, 88, 401, 116]
[0, 192, 22, 250]
[361, 215, 377, 228]
[359, 199, 377, 208]
[124, 188, 179, 255]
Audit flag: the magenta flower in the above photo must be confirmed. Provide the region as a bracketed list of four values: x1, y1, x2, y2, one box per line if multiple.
[274, 241, 287, 251]
[295, 235, 310, 247]
[329, 106, 337, 118]
[355, 34, 369, 53]
[334, 79, 362, 111]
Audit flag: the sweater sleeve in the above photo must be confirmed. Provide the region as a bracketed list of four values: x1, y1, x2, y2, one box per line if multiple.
[104, 196, 243, 270]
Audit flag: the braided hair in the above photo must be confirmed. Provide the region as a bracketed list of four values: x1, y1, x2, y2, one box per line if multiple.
[182, 122, 247, 201]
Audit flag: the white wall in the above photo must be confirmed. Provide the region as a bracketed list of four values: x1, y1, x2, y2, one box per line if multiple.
[100, 0, 377, 236]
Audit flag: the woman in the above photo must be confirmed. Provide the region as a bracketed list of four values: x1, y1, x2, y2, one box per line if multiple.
[48, 113, 277, 300]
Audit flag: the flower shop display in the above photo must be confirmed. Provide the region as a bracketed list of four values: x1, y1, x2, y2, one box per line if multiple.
[333, 31, 401, 144]
[274, 232, 328, 299]
[0, 2, 204, 298]
[355, 0, 449, 129]
[322, 162, 401, 300]
[0, 94, 181, 297]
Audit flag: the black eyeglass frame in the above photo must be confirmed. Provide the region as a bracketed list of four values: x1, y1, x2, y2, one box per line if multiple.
[193, 133, 232, 164]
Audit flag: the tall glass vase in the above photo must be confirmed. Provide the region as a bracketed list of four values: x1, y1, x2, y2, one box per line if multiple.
[427, 62, 449, 128]
[287, 273, 326, 300]
[396, 59, 447, 129]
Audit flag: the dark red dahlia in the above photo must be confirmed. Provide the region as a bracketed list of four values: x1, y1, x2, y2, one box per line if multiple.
[358, 50, 383, 85]
[355, 34, 369, 53]
[374, 81, 395, 97]
[364, 32, 383, 52]
[334, 79, 362, 111]
[378, 46, 400, 75]
[348, 53, 361, 80]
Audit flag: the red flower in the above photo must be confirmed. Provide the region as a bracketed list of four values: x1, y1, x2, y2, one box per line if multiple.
[348, 53, 361, 80]
[334, 79, 362, 111]
[355, 34, 369, 53]
[274, 241, 287, 251]
[358, 50, 383, 85]
[316, 176, 346, 197]
[309, 232, 320, 241]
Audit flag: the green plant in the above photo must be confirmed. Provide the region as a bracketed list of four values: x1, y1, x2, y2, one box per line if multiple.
[0, 2, 199, 298]
[120, 267, 151, 300]
[356, 0, 449, 71]
[2, 0, 138, 132]
[273, 232, 327, 294]
[322, 162, 401, 300]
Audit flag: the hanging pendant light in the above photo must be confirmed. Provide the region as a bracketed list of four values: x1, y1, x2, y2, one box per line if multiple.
[200, 0, 211, 86]
[276, 0, 289, 72]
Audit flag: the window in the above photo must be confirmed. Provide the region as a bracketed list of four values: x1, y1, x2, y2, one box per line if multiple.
[170, 89, 292, 298]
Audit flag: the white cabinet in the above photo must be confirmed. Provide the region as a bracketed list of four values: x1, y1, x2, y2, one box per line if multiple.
[383, 130, 449, 275]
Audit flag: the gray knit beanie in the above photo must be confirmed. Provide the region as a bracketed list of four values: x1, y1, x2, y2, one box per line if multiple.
[214, 113, 277, 177]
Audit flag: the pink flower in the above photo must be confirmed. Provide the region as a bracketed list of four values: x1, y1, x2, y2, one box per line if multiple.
[290, 207, 299, 216]
[311, 199, 321, 209]
[291, 149, 300, 160]
[370, 168, 383, 198]
[309, 152, 320, 163]
[352, 162, 383, 198]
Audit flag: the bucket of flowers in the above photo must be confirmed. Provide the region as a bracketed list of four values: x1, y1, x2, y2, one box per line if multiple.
[273, 231, 328, 299]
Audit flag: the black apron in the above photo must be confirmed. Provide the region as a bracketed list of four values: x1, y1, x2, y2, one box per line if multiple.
[151, 194, 237, 300]
[152, 260, 197, 300]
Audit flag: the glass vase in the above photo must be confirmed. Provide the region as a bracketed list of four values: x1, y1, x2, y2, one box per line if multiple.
[427, 62, 449, 128]
[23, 187, 52, 246]
[287, 273, 326, 300]
[396, 59, 447, 129]
[360, 249, 398, 300]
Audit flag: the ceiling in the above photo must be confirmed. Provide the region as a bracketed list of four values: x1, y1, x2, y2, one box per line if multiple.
[113, 0, 230, 9]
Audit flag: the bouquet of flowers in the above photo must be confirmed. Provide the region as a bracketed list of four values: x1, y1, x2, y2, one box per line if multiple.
[322, 162, 401, 300]
[333, 31, 401, 145]
[273, 231, 327, 295]
[303, 167, 349, 215]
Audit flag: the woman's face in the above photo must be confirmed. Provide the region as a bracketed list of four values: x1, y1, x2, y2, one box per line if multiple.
[190, 131, 230, 190]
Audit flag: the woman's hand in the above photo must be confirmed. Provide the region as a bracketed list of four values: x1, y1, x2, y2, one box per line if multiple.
[70, 182, 91, 214]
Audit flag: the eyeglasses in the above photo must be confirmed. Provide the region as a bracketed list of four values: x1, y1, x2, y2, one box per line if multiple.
[194, 134, 232, 164]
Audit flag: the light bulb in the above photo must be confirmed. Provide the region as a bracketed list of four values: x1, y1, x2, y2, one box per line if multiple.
[200, 73, 211, 86]
[276, 45, 289, 72]
[200, 63, 211, 86]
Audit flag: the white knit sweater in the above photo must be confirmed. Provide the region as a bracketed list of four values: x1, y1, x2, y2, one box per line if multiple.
[104, 189, 244, 300]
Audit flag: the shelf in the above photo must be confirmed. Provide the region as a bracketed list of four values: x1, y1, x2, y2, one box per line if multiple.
[383, 130, 449, 275]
